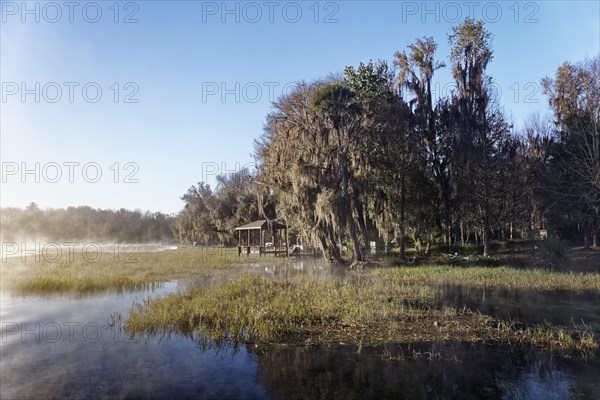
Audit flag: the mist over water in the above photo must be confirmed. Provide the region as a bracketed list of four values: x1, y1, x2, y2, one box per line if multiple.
[0, 242, 178, 261]
[0, 205, 175, 246]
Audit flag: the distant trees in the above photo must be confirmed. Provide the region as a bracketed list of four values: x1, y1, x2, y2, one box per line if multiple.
[447, 19, 495, 257]
[171, 168, 275, 245]
[0, 205, 174, 243]
[345, 61, 427, 260]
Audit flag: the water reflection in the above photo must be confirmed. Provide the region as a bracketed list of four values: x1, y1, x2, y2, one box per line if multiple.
[251, 343, 600, 399]
[0, 285, 269, 400]
[246, 260, 348, 280]
[433, 284, 600, 332]
[174, 260, 349, 292]
[2, 281, 170, 300]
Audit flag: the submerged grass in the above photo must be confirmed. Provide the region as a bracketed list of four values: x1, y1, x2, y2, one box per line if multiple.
[0, 247, 249, 293]
[126, 273, 598, 357]
[376, 264, 600, 292]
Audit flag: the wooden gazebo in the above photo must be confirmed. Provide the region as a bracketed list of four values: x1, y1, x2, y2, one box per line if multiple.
[235, 219, 288, 257]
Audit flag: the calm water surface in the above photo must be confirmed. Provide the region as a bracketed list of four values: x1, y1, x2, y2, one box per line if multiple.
[1, 261, 599, 399]
[433, 284, 600, 332]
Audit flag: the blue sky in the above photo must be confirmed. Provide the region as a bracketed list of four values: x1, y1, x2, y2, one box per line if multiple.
[1, 1, 599, 214]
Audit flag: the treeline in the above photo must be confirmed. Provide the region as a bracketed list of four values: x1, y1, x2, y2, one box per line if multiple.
[172, 168, 276, 245]
[176, 19, 598, 262]
[1, 203, 174, 243]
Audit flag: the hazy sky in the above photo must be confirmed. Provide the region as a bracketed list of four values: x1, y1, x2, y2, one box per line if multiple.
[1, 1, 599, 214]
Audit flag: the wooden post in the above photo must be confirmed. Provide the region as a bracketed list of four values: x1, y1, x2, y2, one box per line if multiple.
[260, 229, 264, 257]
[285, 226, 289, 256]
[247, 229, 251, 256]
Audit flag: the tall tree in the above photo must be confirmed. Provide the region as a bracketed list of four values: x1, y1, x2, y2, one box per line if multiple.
[311, 82, 365, 262]
[542, 56, 600, 246]
[448, 18, 496, 257]
[257, 81, 346, 262]
[394, 37, 451, 246]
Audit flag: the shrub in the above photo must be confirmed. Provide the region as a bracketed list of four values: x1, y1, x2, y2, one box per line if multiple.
[534, 239, 567, 270]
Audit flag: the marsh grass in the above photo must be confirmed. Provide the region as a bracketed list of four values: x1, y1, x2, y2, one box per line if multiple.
[375, 265, 600, 292]
[0, 247, 254, 293]
[4, 244, 598, 294]
[126, 273, 599, 357]
[126, 273, 446, 344]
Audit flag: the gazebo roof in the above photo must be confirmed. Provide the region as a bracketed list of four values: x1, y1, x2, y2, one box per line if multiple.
[234, 219, 287, 231]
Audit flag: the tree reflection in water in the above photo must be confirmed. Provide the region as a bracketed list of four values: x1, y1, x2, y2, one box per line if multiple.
[247, 342, 600, 400]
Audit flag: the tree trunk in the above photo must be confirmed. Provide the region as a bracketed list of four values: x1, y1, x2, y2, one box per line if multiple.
[324, 228, 343, 263]
[398, 174, 406, 260]
[318, 234, 330, 260]
[339, 151, 362, 262]
[454, 218, 461, 247]
[593, 218, 599, 248]
[354, 198, 369, 248]
[584, 231, 590, 249]
[483, 228, 491, 258]
[440, 183, 451, 245]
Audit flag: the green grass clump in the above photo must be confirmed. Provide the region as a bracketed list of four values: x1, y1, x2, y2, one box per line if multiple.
[126, 273, 439, 344]
[126, 273, 598, 357]
[375, 265, 600, 292]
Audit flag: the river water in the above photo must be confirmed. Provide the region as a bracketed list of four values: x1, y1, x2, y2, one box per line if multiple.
[1, 261, 599, 399]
